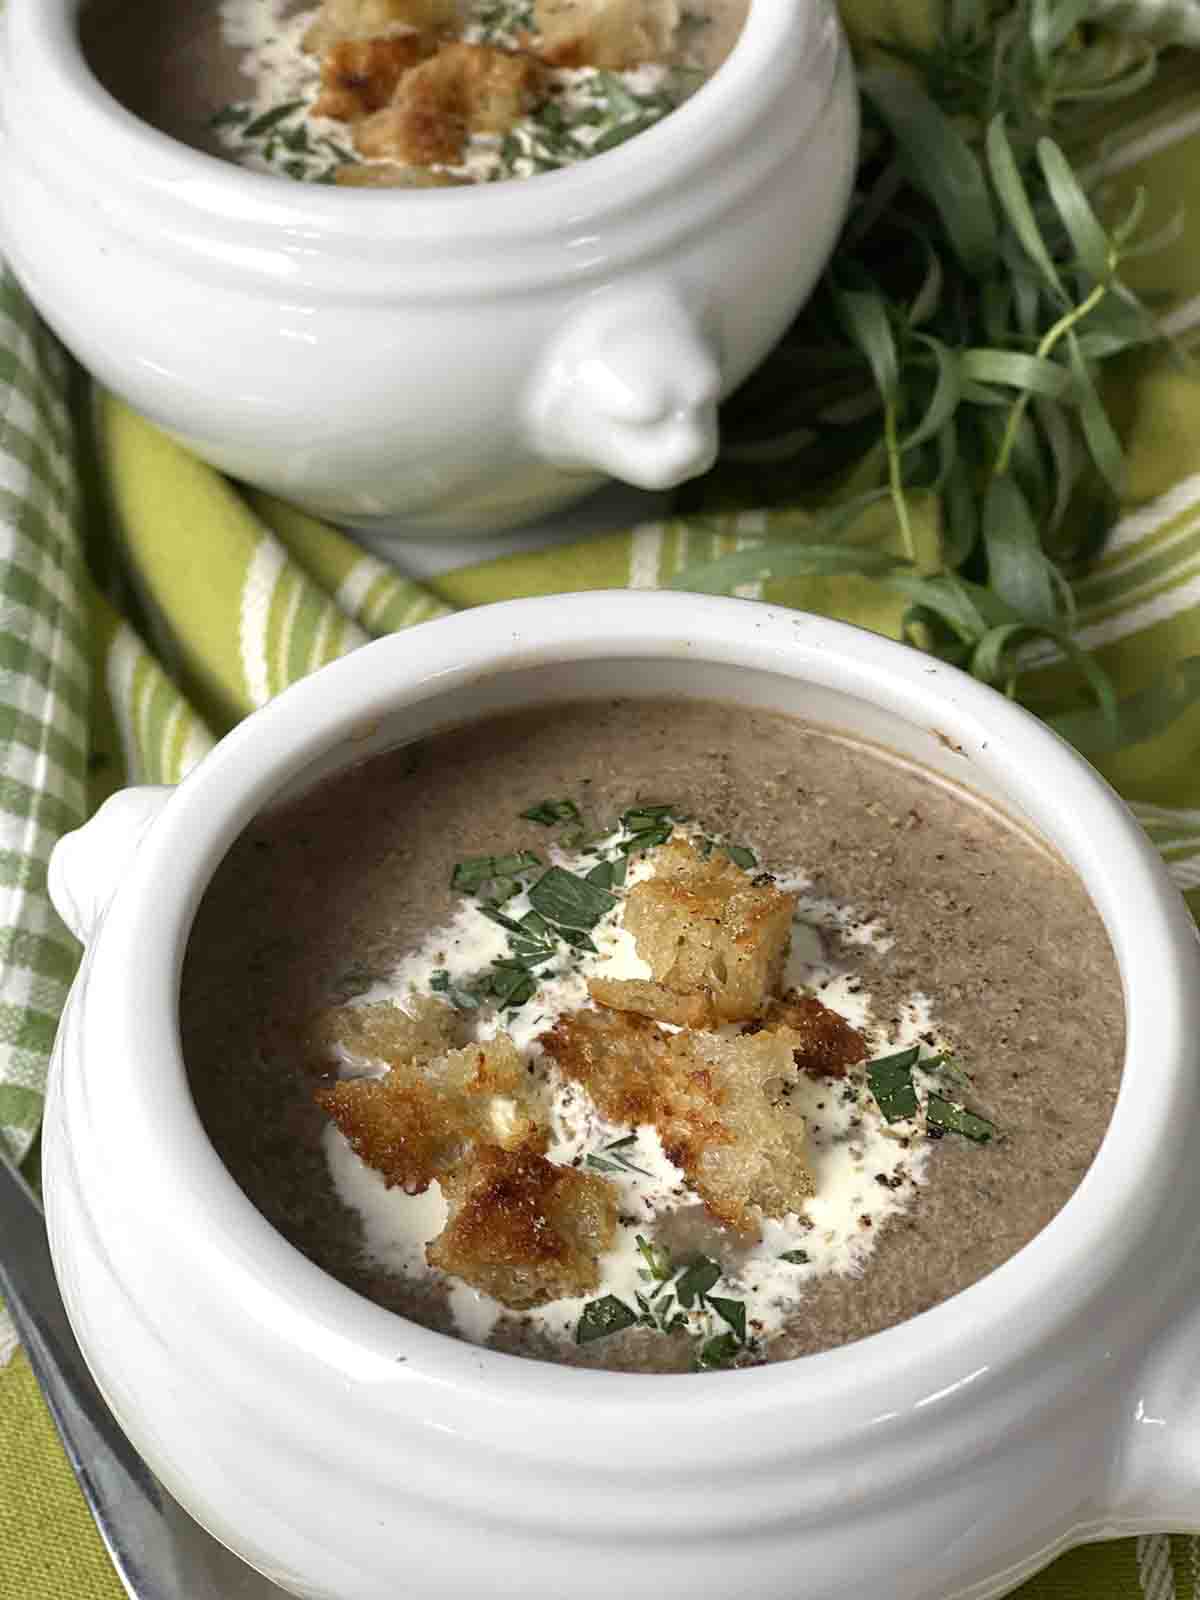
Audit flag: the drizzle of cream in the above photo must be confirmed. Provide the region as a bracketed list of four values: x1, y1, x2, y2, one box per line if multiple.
[322, 827, 951, 1354]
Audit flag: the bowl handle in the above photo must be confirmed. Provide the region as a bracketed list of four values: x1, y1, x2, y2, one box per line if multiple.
[526, 283, 721, 491]
[48, 787, 173, 945]
[1105, 1278, 1200, 1532]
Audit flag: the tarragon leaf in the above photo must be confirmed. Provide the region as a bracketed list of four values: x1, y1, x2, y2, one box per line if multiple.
[527, 867, 616, 929]
[867, 1046, 920, 1122]
[926, 1094, 995, 1142]
[520, 799, 581, 827]
[707, 1296, 747, 1343]
[674, 1257, 721, 1308]
[694, 1332, 742, 1370]
[577, 1296, 638, 1345]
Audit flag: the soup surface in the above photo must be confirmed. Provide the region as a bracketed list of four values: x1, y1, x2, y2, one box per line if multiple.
[181, 700, 1124, 1372]
[83, 0, 746, 187]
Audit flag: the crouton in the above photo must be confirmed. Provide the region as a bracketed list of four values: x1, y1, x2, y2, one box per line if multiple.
[756, 990, 869, 1079]
[589, 839, 795, 1025]
[313, 34, 435, 120]
[533, 0, 680, 67]
[427, 1145, 619, 1307]
[586, 975, 714, 1028]
[310, 995, 464, 1068]
[657, 1029, 814, 1235]
[355, 78, 466, 164]
[335, 162, 467, 186]
[540, 1005, 666, 1124]
[315, 1031, 546, 1192]
[540, 1008, 814, 1236]
[304, 0, 461, 54]
[355, 41, 546, 165]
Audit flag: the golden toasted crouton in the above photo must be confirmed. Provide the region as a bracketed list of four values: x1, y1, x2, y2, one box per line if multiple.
[540, 1006, 666, 1124]
[446, 41, 548, 132]
[586, 975, 714, 1027]
[313, 34, 435, 120]
[355, 42, 546, 164]
[533, 0, 679, 66]
[540, 1009, 813, 1236]
[309, 995, 464, 1068]
[315, 1032, 546, 1192]
[657, 1029, 813, 1235]
[591, 839, 794, 1025]
[304, 0, 460, 54]
[427, 1146, 619, 1307]
[335, 162, 467, 185]
[355, 83, 466, 164]
[756, 990, 868, 1079]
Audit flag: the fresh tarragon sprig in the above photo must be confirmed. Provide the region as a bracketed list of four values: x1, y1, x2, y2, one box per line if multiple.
[673, 0, 1193, 753]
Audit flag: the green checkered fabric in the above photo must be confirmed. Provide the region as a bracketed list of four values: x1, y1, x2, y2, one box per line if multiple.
[0, 271, 87, 1167]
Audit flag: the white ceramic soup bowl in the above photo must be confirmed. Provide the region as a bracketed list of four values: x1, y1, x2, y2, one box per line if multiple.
[44, 592, 1200, 1600]
[0, 0, 856, 540]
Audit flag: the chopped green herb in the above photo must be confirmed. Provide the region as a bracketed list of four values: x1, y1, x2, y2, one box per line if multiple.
[429, 970, 482, 1011]
[609, 853, 628, 888]
[926, 1094, 995, 1143]
[577, 1295, 638, 1345]
[482, 880, 521, 909]
[706, 1296, 747, 1343]
[507, 938, 557, 965]
[520, 799, 582, 827]
[490, 953, 550, 974]
[635, 1234, 673, 1281]
[451, 851, 541, 893]
[722, 844, 758, 871]
[479, 906, 525, 935]
[488, 966, 536, 1010]
[586, 859, 615, 890]
[867, 1046, 920, 1122]
[922, 1052, 973, 1091]
[674, 1256, 721, 1309]
[527, 866, 617, 930]
[210, 102, 251, 129]
[620, 804, 674, 831]
[557, 927, 598, 954]
[585, 1135, 652, 1178]
[242, 100, 306, 139]
[594, 70, 644, 121]
[694, 1332, 742, 1371]
[619, 823, 673, 854]
[779, 1249, 810, 1266]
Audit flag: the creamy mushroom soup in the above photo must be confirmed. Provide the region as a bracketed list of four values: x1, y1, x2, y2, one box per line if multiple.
[180, 699, 1124, 1372]
[82, 0, 748, 187]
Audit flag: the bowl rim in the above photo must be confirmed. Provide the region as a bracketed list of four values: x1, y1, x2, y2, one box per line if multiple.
[10, 0, 838, 242]
[76, 592, 1200, 1433]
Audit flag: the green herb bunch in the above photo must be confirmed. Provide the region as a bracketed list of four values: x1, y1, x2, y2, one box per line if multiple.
[676, 0, 1182, 740]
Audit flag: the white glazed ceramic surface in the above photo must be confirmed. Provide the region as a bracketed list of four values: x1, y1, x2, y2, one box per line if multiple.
[42, 593, 1200, 1600]
[0, 0, 856, 539]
